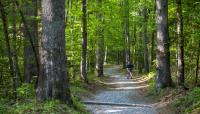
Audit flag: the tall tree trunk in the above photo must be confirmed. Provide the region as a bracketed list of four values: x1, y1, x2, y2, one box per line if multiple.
[133, 25, 137, 66]
[176, 0, 184, 86]
[117, 51, 120, 65]
[95, 0, 104, 77]
[0, 0, 16, 99]
[122, 0, 130, 65]
[23, 0, 39, 83]
[156, 0, 172, 88]
[195, 41, 200, 86]
[137, 10, 144, 73]
[142, 5, 149, 73]
[104, 46, 108, 64]
[81, 0, 88, 84]
[36, 0, 72, 104]
[12, 2, 20, 94]
[120, 1, 126, 68]
[15, 0, 40, 85]
[150, 31, 155, 68]
[150, 0, 156, 69]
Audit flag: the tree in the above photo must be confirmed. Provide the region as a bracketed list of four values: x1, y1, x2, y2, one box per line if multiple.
[137, 9, 144, 73]
[0, 0, 16, 99]
[149, 2, 156, 69]
[36, 0, 72, 103]
[195, 40, 200, 86]
[15, 0, 40, 85]
[95, 0, 104, 77]
[142, 4, 149, 73]
[12, 2, 20, 97]
[156, 0, 172, 87]
[124, 0, 130, 65]
[23, 0, 39, 83]
[81, 0, 89, 83]
[176, 0, 184, 86]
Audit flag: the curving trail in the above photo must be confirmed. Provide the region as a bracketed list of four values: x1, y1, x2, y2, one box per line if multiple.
[84, 65, 158, 114]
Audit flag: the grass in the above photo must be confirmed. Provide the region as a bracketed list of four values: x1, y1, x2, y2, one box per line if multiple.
[0, 71, 105, 114]
[0, 80, 91, 114]
[146, 70, 200, 114]
[0, 69, 108, 114]
[0, 95, 88, 114]
[7, 99, 78, 114]
[172, 87, 200, 114]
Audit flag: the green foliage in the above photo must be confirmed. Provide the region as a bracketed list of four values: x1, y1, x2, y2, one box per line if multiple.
[71, 96, 89, 114]
[147, 71, 157, 97]
[70, 73, 98, 97]
[17, 83, 35, 100]
[148, 71, 156, 88]
[0, 0, 200, 113]
[173, 88, 200, 114]
[0, 99, 6, 114]
[71, 81, 88, 96]
[0, 82, 90, 114]
[8, 99, 87, 114]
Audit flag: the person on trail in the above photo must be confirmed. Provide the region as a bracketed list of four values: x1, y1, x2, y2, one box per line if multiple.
[126, 62, 133, 79]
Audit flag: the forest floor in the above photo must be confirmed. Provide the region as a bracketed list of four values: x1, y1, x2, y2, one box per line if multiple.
[83, 65, 173, 114]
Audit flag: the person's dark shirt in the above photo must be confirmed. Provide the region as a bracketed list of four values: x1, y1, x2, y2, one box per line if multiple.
[126, 64, 133, 69]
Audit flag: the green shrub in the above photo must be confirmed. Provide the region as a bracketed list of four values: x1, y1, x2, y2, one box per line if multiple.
[0, 99, 6, 114]
[8, 99, 88, 114]
[147, 71, 157, 96]
[173, 87, 200, 114]
[17, 83, 35, 100]
[72, 95, 88, 113]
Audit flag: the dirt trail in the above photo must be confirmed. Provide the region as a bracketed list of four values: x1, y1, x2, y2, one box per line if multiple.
[85, 65, 157, 114]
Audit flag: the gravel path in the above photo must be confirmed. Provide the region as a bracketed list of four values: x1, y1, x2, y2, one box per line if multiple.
[85, 65, 157, 114]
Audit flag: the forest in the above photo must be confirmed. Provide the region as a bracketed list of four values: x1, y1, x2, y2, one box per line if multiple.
[0, 0, 200, 114]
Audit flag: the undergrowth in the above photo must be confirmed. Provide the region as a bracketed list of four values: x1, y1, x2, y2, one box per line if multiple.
[147, 70, 200, 114]
[0, 80, 92, 114]
[172, 87, 200, 114]
[0, 71, 104, 114]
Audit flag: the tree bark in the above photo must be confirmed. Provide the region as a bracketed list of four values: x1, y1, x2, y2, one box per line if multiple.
[12, 2, 20, 96]
[142, 6, 149, 73]
[23, 0, 39, 83]
[176, 0, 184, 86]
[195, 41, 200, 86]
[104, 46, 108, 64]
[150, 0, 156, 69]
[133, 25, 137, 66]
[138, 10, 144, 73]
[95, 0, 104, 77]
[150, 31, 155, 68]
[124, 0, 131, 65]
[121, 0, 131, 66]
[36, 0, 72, 104]
[14, 0, 40, 85]
[156, 0, 172, 88]
[81, 0, 89, 84]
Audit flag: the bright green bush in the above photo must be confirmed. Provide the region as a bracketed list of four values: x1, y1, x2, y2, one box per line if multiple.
[72, 95, 88, 113]
[0, 99, 6, 114]
[17, 83, 35, 100]
[8, 99, 88, 114]
[1, 82, 90, 114]
[173, 87, 200, 114]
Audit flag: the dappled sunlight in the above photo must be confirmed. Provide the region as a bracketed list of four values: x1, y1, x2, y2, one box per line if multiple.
[109, 75, 122, 78]
[108, 85, 149, 90]
[103, 80, 148, 85]
[103, 109, 122, 113]
[85, 66, 156, 114]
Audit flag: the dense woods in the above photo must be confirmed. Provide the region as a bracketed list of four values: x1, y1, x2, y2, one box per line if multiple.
[0, 0, 200, 114]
